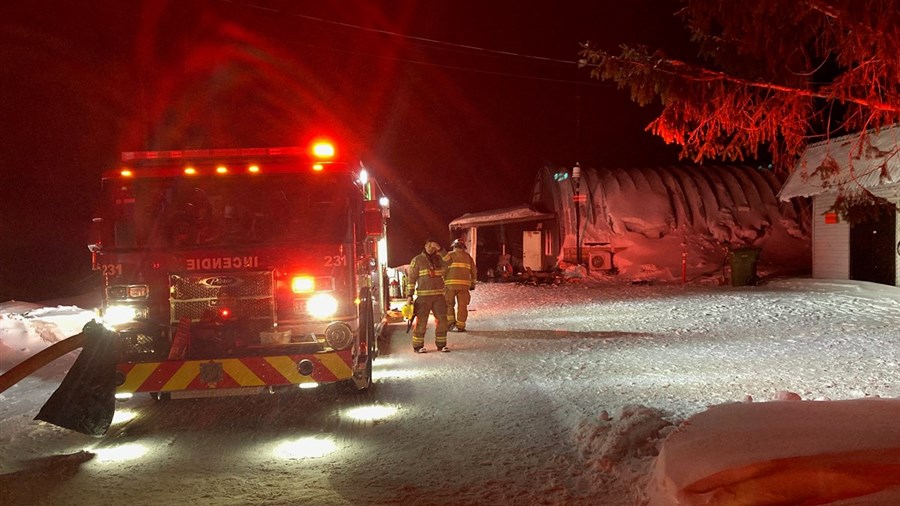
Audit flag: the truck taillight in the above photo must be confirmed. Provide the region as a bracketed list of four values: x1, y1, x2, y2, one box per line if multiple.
[290, 275, 335, 293]
[292, 276, 315, 294]
[307, 294, 338, 319]
[311, 141, 335, 159]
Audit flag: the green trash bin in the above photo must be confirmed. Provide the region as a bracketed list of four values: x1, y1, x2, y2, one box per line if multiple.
[730, 247, 760, 287]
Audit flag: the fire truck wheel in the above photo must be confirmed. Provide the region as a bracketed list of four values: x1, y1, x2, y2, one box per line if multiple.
[150, 392, 171, 401]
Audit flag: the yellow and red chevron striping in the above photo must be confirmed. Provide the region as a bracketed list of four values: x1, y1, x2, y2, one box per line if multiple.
[116, 350, 354, 393]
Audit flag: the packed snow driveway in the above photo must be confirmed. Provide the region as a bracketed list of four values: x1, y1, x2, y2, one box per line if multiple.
[2, 278, 899, 505]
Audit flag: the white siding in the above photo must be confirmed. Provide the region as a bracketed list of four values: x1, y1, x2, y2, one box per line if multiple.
[783, 125, 900, 286]
[811, 194, 849, 279]
[813, 187, 900, 285]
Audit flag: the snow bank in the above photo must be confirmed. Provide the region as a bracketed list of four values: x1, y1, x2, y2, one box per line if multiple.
[575, 405, 676, 502]
[646, 397, 900, 505]
[0, 302, 95, 371]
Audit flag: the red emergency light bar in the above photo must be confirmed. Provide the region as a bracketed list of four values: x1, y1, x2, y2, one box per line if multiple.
[109, 143, 347, 180]
[103, 161, 349, 180]
[121, 146, 307, 162]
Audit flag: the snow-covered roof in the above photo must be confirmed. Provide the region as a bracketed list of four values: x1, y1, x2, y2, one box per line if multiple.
[779, 123, 900, 200]
[531, 163, 809, 277]
[448, 204, 554, 230]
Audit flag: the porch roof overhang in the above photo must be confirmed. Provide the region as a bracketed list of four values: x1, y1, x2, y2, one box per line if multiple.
[779, 124, 900, 200]
[449, 204, 555, 230]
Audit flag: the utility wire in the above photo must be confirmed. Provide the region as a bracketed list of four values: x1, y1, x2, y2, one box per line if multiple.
[79, 0, 605, 86]
[220, 0, 581, 66]
[288, 38, 611, 86]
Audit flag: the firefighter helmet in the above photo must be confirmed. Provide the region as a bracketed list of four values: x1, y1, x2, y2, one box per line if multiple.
[451, 239, 466, 250]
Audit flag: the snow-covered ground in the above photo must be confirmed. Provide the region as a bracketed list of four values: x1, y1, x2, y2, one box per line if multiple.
[2, 278, 900, 505]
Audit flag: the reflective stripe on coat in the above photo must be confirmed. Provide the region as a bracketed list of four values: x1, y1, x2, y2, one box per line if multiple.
[442, 249, 476, 288]
[406, 251, 447, 297]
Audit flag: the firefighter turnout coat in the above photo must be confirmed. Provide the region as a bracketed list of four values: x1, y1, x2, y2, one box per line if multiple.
[406, 251, 447, 298]
[443, 248, 476, 330]
[443, 249, 476, 290]
[406, 251, 449, 349]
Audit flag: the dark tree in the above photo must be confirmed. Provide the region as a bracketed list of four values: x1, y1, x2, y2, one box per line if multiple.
[580, 0, 900, 216]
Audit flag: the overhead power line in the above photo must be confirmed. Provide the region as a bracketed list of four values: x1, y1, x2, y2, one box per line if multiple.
[220, 0, 582, 67]
[280, 37, 607, 86]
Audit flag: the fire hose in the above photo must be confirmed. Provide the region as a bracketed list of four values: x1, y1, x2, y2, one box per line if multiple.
[0, 320, 117, 436]
[0, 332, 86, 394]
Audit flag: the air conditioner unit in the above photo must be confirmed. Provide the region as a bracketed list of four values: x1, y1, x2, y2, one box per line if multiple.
[587, 251, 611, 272]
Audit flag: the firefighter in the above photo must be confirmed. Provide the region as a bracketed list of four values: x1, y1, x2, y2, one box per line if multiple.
[406, 238, 450, 352]
[443, 239, 476, 332]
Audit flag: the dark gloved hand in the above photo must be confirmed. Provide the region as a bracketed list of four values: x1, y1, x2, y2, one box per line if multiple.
[469, 285, 475, 291]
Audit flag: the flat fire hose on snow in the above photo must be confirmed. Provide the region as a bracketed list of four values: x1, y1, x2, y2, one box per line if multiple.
[0, 332, 86, 395]
[0, 320, 117, 436]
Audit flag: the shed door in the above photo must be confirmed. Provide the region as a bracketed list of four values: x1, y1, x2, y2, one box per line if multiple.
[849, 204, 896, 285]
[522, 230, 543, 271]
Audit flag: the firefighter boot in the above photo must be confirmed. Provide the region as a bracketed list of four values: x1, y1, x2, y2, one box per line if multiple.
[412, 333, 426, 353]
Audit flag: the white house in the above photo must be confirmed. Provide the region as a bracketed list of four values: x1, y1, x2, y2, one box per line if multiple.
[779, 124, 900, 286]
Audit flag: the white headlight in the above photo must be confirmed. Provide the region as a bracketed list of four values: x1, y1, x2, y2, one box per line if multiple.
[306, 294, 338, 319]
[104, 305, 138, 325]
[103, 305, 148, 327]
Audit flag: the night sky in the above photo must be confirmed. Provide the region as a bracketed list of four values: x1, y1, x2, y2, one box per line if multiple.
[1, 0, 690, 301]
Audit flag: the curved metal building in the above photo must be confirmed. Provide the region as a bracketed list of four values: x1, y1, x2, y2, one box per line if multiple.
[530, 164, 811, 280]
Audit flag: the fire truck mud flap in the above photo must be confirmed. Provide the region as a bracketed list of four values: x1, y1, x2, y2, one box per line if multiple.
[351, 289, 376, 391]
[352, 351, 373, 391]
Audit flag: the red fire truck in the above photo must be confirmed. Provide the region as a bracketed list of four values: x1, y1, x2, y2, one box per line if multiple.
[89, 142, 390, 400]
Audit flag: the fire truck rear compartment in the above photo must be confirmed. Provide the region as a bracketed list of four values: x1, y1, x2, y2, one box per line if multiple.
[170, 271, 274, 326]
[161, 270, 341, 358]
